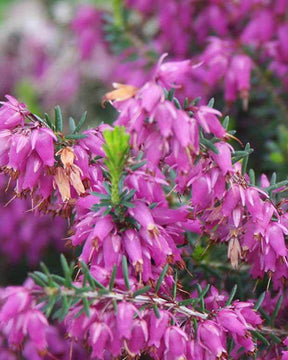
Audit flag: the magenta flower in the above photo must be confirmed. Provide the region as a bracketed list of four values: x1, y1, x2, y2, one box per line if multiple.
[0, 286, 49, 350]
[225, 54, 253, 108]
[123, 229, 143, 272]
[211, 142, 234, 175]
[24, 310, 48, 350]
[0, 95, 29, 130]
[195, 106, 226, 138]
[31, 128, 56, 167]
[164, 326, 188, 360]
[148, 310, 170, 348]
[216, 309, 247, 336]
[116, 303, 138, 339]
[8, 131, 32, 171]
[198, 320, 227, 358]
[89, 322, 113, 359]
[126, 319, 148, 356]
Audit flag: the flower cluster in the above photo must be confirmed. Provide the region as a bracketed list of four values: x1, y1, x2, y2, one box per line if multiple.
[1, 53, 288, 359]
[64, 290, 261, 360]
[0, 283, 49, 351]
[0, 95, 107, 215]
[104, 71, 288, 286]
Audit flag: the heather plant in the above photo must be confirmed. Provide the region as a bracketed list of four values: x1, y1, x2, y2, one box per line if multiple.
[1, 55, 288, 359]
[2, 1, 288, 359]
[70, 0, 288, 174]
[2, 0, 288, 177]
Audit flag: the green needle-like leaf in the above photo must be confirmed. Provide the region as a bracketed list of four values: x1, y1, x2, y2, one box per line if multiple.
[74, 111, 87, 133]
[133, 286, 151, 297]
[122, 255, 130, 290]
[109, 265, 117, 291]
[226, 285, 238, 306]
[54, 106, 63, 132]
[155, 264, 168, 294]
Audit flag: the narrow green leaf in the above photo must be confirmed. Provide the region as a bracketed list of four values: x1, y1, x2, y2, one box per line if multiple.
[227, 338, 234, 354]
[40, 262, 51, 276]
[133, 286, 151, 297]
[254, 292, 266, 311]
[149, 202, 158, 209]
[29, 272, 48, 287]
[44, 113, 54, 130]
[113, 299, 118, 314]
[228, 129, 236, 135]
[80, 261, 108, 291]
[130, 160, 147, 171]
[241, 144, 250, 176]
[32, 114, 49, 127]
[269, 333, 282, 344]
[251, 330, 270, 346]
[196, 284, 206, 312]
[259, 307, 270, 322]
[226, 284, 237, 306]
[60, 254, 72, 287]
[208, 97, 215, 107]
[200, 138, 219, 154]
[74, 111, 87, 133]
[155, 263, 169, 294]
[122, 256, 130, 290]
[223, 115, 229, 129]
[201, 284, 211, 298]
[83, 297, 90, 317]
[167, 88, 175, 101]
[65, 134, 87, 140]
[91, 204, 101, 212]
[123, 189, 136, 201]
[173, 271, 178, 299]
[153, 304, 160, 318]
[178, 298, 197, 306]
[173, 97, 181, 109]
[232, 150, 253, 157]
[109, 265, 117, 291]
[136, 151, 144, 162]
[232, 151, 254, 164]
[191, 96, 201, 106]
[266, 180, 288, 193]
[103, 207, 112, 216]
[271, 172, 277, 185]
[51, 274, 65, 285]
[249, 169, 255, 185]
[193, 318, 198, 338]
[270, 295, 283, 326]
[121, 201, 135, 208]
[54, 106, 63, 132]
[40, 262, 55, 287]
[69, 117, 76, 133]
[91, 192, 110, 199]
[59, 294, 69, 321]
[75, 306, 86, 319]
[183, 97, 189, 110]
[44, 296, 57, 318]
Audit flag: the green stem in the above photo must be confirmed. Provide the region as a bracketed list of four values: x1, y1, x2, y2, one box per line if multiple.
[111, 175, 120, 205]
